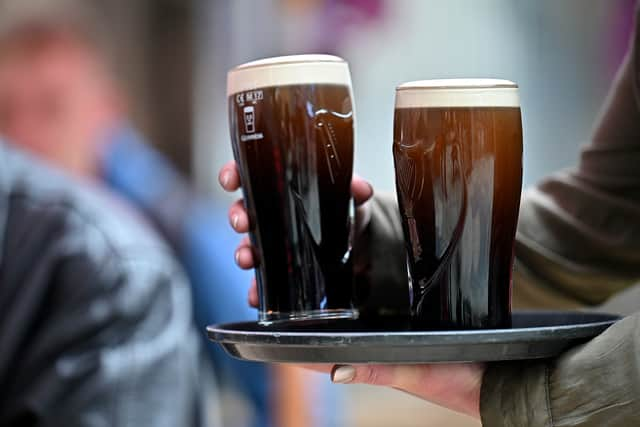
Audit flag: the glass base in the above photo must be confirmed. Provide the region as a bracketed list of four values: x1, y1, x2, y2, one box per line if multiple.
[258, 308, 358, 325]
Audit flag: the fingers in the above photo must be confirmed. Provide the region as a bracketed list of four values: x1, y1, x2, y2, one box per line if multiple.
[248, 277, 259, 308]
[351, 175, 374, 206]
[220, 160, 373, 205]
[224, 187, 255, 305]
[234, 247, 254, 269]
[225, 172, 372, 232]
[228, 199, 250, 233]
[234, 236, 254, 269]
[222, 160, 374, 313]
[217, 161, 255, 311]
[330, 363, 484, 419]
[219, 160, 241, 192]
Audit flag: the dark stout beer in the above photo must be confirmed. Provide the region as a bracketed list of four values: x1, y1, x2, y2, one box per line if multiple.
[393, 79, 523, 329]
[228, 55, 356, 323]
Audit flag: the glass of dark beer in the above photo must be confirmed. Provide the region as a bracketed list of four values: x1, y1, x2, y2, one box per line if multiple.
[227, 55, 356, 323]
[393, 79, 523, 329]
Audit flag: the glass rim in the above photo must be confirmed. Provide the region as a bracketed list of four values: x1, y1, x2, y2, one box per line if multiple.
[395, 79, 520, 109]
[230, 54, 345, 72]
[396, 78, 518, 91]
[227, 54, 352, 96]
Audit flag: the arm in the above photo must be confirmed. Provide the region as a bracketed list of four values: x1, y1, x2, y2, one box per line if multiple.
[511, 11, 640, 309]
[481, 6, 640, 424]
[482, 311, 640, 426]
[101, 126, 258, 326]
[100, 129, 271, 425]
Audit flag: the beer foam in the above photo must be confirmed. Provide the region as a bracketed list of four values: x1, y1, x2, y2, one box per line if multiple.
[395, 79, 520, 108]
[227, 54, 352, 96]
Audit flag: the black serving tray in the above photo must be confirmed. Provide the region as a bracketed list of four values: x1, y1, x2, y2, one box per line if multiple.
[207, 311, 619, 364]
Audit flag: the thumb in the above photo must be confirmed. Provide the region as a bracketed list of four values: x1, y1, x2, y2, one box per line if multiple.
[351, 175, 373, 206]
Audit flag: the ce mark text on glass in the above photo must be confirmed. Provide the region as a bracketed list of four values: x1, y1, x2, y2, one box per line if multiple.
[236, 90, 264, 141]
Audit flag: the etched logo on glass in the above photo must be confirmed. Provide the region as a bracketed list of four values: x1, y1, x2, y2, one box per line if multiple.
[243, 106, 255, 133]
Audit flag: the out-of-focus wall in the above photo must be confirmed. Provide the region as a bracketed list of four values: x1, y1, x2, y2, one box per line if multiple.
[194, 0, 282, 195]
[78, 0, 194, 174]
[108, 0, 193, 175]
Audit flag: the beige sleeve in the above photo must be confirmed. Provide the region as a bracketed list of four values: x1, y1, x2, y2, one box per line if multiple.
[512, 18, 640, 309]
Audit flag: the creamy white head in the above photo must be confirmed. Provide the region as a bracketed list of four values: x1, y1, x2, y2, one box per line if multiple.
[227, 54, 352, 96]
[395, 79, 520, 108]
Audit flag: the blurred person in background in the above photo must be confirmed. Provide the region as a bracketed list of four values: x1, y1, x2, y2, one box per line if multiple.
[0, 3, 273, 427]
[220, 2, 640, 426]
[0, 131, 202, 424]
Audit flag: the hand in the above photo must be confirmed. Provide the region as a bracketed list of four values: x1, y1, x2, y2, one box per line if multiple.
[218, 160, 483, 421]
[291, 362, 483, 419]
[333, 363, 483, 419]
[218, 160, 374, 307]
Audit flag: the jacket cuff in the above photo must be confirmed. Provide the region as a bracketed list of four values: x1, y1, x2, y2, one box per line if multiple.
[480, 361, 553, 427]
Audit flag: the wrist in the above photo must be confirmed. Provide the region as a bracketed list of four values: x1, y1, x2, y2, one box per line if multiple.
[468, 363, 485, 419]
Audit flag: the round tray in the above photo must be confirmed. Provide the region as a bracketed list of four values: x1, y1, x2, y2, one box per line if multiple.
[207, 311, 619, 364]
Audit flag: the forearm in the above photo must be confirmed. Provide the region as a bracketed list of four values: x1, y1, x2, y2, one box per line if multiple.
[512, 178, 640, 310]
[481, 311, 640, 426]
[512, 13, 640, 309]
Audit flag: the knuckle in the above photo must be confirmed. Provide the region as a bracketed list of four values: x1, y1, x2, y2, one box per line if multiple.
[365, 367, 380, 385]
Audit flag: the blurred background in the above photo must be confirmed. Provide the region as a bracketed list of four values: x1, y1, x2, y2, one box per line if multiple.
[0, 0, 634, 426]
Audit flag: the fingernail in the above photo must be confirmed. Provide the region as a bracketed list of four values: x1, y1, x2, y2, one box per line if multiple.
[367, 182, 374, 196]
[331, 365, 355, 384]
[234, 250, 241, 265]
[232, 214, 239, 229]
[221, 171, 230, 188]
